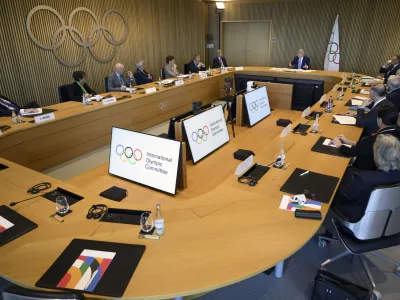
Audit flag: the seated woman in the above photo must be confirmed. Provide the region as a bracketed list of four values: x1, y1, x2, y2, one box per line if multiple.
[332, 106, 399, 170]
[69, 71, 96, 102]
[332, 135, 400, 223]
[164, 55, 180, 79]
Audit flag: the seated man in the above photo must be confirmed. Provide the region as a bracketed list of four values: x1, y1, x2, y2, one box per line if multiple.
[332, 135, 400, 223]
[212, 49, 228, 69]
[353, 84, 395, 136]
[332, 106, 399, 170]
[107, 63, 135, 92]
[0, 94, 39, 117]
[387, 75, 400, 110]
[379, 55, 400, 84]
[69, 71, 96, 102]
[187, 54, 206, 74]
[134, 60, 154, 85]
[289, 49, 311, 70]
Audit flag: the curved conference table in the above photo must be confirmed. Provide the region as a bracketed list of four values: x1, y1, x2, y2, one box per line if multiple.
[0, 68, 366, 299]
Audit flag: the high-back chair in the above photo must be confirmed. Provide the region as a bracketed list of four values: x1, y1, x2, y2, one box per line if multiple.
[57, 84, 72, 103]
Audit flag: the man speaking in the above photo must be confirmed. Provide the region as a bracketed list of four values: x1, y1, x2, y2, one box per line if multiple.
[289, 49, 311, 70]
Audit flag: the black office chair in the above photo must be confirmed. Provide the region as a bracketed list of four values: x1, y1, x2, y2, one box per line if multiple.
[3, 285, 85, 300]
[104, 76, 109, 93]
[57, 84, 72, 103]
[161, 68, 166, 79]
[318, 184, 400, 300]
[183, 63, 190, 75]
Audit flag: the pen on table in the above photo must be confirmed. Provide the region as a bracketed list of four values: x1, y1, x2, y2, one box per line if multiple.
[300, 170, 309, 176]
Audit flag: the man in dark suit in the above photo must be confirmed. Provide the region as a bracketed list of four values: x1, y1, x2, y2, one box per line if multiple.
[289, 49, 311, 70]
[0, 95, 40, 117]
[387, 75, 400, 110]
[212, 49, 228, 69]
[69, 71, 96, 102]
[107, 63, 136, 92]
[187, 54, 206, 74]
[332, 135, 400, 223]
[354, 84, 395, 136]
[379, 55, 400, 84]
[332, 106, 399, 170]
[134, 60, 154, 85]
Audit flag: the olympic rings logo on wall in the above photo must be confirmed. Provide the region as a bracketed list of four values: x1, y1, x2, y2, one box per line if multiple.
[26, 5, 128, 67]
[191, 126, 210, 144]
[327, 41, 340, 65]
[248, 100, 259, 113]
[116, 144, 142, 165]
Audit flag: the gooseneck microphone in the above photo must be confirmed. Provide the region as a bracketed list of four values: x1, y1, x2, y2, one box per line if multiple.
[10, 182, 52, 207]
[10, 195, 42, 207]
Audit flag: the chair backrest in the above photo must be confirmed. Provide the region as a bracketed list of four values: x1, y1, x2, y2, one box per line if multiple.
[3, 285, 85, 300]
[104, 76, 109, 93]
[161, 68, 166, 79]
[339, 183, 400, 240]
[183, 63, 190, 75]
[57, 84, 71, 103]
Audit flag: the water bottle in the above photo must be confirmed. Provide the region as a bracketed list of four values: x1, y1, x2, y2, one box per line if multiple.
[129, 83, 133, 94]
[326, 96, 333, 113]
[311, 114, 319, 133]
[155, 204, 164, 236]
[189, 70, 192, 79]
[350, 78, 355, 89]
[11, 110, 18, 124]
[208, 66, 212, 75]
[280, 142, 286, 166]
[158, 77, 162, 87]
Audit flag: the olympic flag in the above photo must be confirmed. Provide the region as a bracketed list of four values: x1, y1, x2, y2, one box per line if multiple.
[324, 15, 340, 71]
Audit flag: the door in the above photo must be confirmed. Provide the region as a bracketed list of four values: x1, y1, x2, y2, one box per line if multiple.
[223, 22, 271, 67]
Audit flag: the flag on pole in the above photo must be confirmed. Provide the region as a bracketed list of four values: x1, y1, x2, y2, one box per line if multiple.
[324, 15, 340, 71]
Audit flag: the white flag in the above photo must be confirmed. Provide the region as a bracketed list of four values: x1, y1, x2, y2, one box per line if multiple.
[324, 15, 340, 71]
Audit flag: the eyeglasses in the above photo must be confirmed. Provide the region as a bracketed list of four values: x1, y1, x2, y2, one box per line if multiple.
[303, 189, 316, 200]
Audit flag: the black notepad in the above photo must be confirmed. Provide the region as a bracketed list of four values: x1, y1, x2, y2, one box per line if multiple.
[100, 208, 150, 225]
[311, 137, 348, 158]
[36, 239, 146, 297]
[0, 205, 38, 247]
[42, 188, 83, 206]
[280, 168, 339, 204]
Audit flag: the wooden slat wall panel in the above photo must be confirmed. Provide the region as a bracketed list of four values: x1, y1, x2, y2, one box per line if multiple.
[208, 0, 400, 76]
[0, 0, 206, 107]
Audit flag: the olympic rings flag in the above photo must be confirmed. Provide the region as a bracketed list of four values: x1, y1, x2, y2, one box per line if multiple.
[324, 15, 340, 72]
[26, 5, 128, 67]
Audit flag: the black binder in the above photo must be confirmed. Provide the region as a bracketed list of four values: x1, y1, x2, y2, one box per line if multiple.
[311, 136, 348, 158]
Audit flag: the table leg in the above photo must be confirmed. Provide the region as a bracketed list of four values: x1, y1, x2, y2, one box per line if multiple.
[274, 260, 284, 278]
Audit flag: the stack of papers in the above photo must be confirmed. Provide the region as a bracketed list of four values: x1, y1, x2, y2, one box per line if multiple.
[352, 96, 369, 101]
[88, 95, 104, 101]
[351, 99, 364, 106]
[20, 108, 42, 116]
[322, 138, 351, 148]
[279, 195, 322, 212]
[176, 75, 190, 78]
[333, 115, 356, 125]
[360, 89, 370, 95]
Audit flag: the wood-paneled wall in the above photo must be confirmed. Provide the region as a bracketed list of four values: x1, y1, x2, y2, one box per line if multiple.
[207, 0, 400, 76]
[0, 0, 206, 107]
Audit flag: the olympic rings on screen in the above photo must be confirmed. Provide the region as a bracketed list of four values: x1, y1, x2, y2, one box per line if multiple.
[116, 145, 142, 164]
[26, 5, 128, 66]
[192, 126, 210, 144]
[248, 100, 259, 113]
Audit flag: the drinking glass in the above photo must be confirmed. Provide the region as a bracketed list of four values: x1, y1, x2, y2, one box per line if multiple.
[140, 212, 154, 233]
[56, 196, 69, 215]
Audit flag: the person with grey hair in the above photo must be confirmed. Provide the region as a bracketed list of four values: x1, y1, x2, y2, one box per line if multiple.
[212, 49, 228, 68]
[331, 134, 400, 223]
[107, 63, 135, 92]
[353, 84, 395, 136]
[134, 60, 153, 85]
[186, 54, 206, 74]
[289, 49, 311, 70]
[387, 75, 400, 110]
[379, 55, 400, 84]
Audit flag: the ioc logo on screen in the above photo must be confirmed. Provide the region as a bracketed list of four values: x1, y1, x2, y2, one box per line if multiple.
[248, 100, 259, 113]
[192, 126, 210, 144]
[116, 144, 142, 165]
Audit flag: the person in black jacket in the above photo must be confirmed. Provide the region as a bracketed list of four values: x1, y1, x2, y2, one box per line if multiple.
[352, 84, 395, 136]
[133, 60, 153, 85]
[187, 54, 206, 74]
[0, 94, 40, 117]
[212, 49, 228, 69]
[387, 75, 400, 110]
[379, 55, 400, 84]
[332, 106, 399, 170]
[332, 135, 400, 223]
[69, 71, 96, 102]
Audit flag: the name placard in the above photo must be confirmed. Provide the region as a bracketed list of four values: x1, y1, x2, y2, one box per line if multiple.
[301, 106, 311, 118]
[102, 97, 117, 105]
[280, 124, 292, 138]
[145, 87, 157, 94]
[34, 113, 55, 124]
[199, 72, 208, 79]
[175, 80, 184, 86]
[235, 67, 244, 71]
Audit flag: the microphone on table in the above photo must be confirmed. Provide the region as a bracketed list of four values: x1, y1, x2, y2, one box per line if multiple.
[10, 195, 42, 207]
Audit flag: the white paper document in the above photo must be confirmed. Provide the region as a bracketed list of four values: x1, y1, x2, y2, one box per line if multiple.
[351, 100, 364, 106]
[20, 108, 42, 116]
[176, 75, 190, 78]
[352, 96, 369, 101]
[323, 138, 351, 148]
[360, 89, 370, 95]
[333, 115, 356, 125]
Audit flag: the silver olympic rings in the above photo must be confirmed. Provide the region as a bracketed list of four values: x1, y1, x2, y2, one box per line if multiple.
[26, 5, 128, 67]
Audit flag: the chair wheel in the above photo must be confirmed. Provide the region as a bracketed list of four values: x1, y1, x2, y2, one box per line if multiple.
[370, 290, 381, 300]
[394, 266, 400, 276]
[318, 239, 327, 248]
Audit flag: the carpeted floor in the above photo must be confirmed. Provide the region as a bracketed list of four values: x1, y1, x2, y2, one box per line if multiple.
[1, 234, 399, 300]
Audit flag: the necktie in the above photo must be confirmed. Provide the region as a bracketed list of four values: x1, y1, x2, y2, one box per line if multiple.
[77, 82, 87, 94]
[298, 58, 302, 69]
[117, 74, 124, 85]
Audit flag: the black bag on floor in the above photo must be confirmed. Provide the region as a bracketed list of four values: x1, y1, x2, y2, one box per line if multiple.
[312, 270, 370, 300]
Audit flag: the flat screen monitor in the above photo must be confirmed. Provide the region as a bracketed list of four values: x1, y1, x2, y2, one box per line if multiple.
[183, 105, 230, 163]
[109, 127, 181, 195]
[244, 86, 271, 126]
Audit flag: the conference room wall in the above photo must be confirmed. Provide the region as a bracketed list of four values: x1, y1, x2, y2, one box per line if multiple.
[0, 0, 207, 107]
[207, 0, 400, 76]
